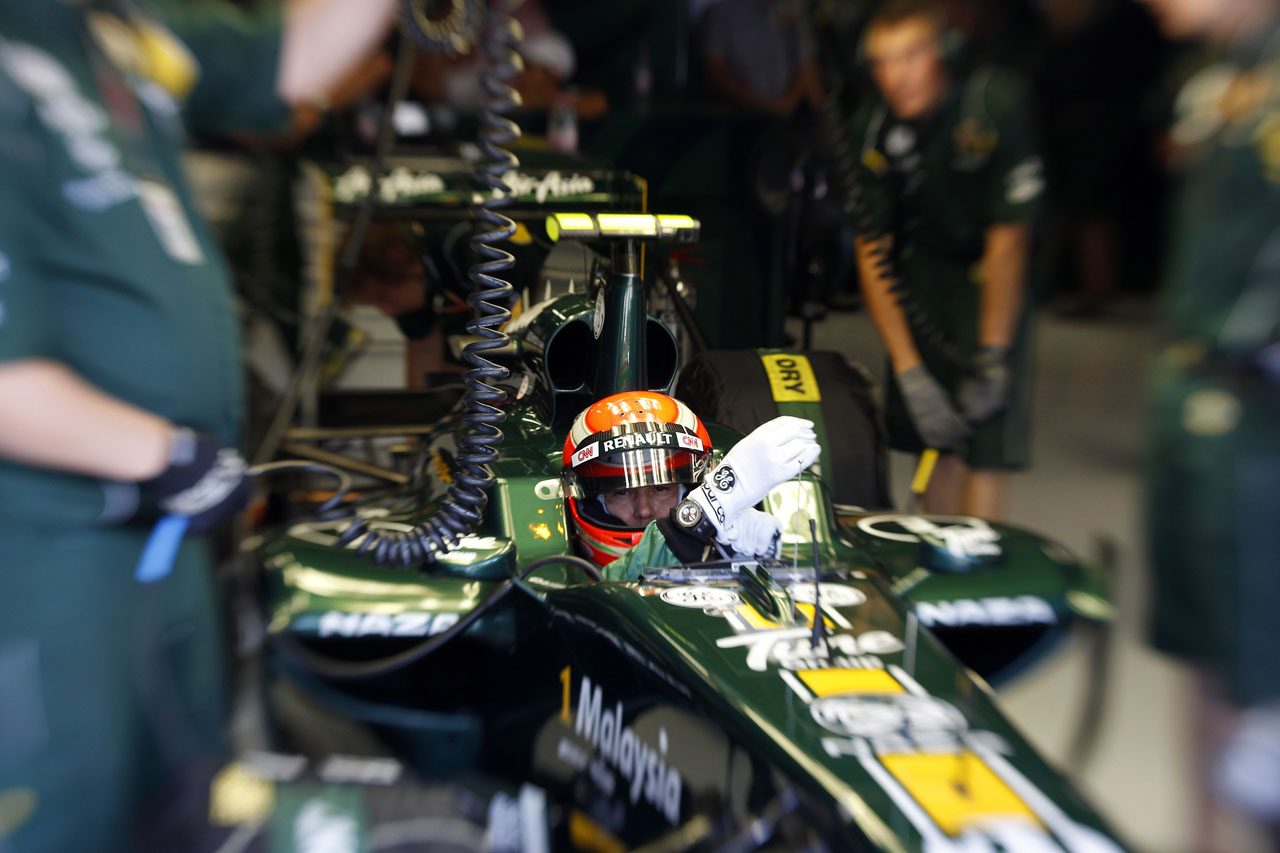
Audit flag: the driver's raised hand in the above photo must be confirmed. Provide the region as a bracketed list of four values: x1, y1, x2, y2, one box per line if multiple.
[688, 416, 821, 533]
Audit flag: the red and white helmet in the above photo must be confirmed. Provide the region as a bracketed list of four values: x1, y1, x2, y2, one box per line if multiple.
[562, 391, 712, 566]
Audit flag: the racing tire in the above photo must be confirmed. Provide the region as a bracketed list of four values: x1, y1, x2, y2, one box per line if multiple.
[676, 349, 891, 509]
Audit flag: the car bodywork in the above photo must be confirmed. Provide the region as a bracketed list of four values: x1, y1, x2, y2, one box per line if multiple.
[251, 193, 1122, 849]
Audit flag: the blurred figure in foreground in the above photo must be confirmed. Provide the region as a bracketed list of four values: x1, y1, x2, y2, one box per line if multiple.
[847, 0, 1044, 519]
[1138, 0, 1280, 846]
[0, 2, 396, 850]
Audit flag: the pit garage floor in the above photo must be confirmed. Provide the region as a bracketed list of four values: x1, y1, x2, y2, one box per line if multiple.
[788, 301, 1264, 853]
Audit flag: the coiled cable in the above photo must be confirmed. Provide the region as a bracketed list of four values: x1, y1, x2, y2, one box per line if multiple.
[338, 1, 521, 567]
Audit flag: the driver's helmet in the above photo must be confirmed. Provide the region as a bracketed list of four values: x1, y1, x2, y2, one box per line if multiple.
[562, 391, 712, 566]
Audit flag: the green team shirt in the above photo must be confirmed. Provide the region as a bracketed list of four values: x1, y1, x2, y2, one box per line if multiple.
[847, 65, 1044, 350]
[0, 2, 288, 528]
[1162, 33, 1280, 351]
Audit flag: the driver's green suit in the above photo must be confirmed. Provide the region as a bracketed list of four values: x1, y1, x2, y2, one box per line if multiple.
[0, 5, 288, 850]
[847, 66, 1043, 468]
[603, 522, 683, 581]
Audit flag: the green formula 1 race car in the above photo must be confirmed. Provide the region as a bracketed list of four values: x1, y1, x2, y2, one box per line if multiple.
[238, 204, 1125, 852]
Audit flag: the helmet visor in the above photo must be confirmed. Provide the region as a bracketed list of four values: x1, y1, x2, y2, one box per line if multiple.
[574, 446, 702, 497]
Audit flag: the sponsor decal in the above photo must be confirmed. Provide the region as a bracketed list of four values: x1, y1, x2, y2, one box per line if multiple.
[136, 179, 204, 264]
[759, 354, 822, 403]
[488, 786, 551, 853]
[698, 487, 727, 525]
[316, 756, 402, 785]
[572, 442, 600, 467]
[862, 148, 889, 176]
[1005, 157, 1045, 204]
[716, 627, 904, 672]
[569, 674, 683, 825]
[593, 291, 605, 339]
[331, 167, 596, 207]
[786, 665, 1121, 852]
[600, 431, 678, 453]
[712, 466, 737, 493]
[293, 798, 359, 853]
[160, 448, 244, 515]
[952, 116, 999, 170]
[1182, 388, 1242, 436]
[659, 586, 740, 609]
[677, 433, 704, 452]
[557, 736, 590, 772]
[804, 669, 968, 746]
[886, 124, 917, 157]
[785, 582, 866, 609]
[0, 42, 143, 212]
[316, 610, 460, 638]
[333, 165, 447, 204]
[856, 514, 1002, 561]
[500, 170, 596, 203]
[915, 595, 1058, 628]
[693, 576, 878, 669]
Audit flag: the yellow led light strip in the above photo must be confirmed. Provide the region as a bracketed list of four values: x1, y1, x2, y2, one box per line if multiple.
[546, 212, 700, 242]
[597, 213, 658, 234]
[546, 212, 595, 242]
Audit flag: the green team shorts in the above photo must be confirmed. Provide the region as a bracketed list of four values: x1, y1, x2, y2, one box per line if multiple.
[1147, 360, 1280, 705]
[0, 527, 228, 851]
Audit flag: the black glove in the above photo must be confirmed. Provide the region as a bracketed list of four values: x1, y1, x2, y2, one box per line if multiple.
[896, 365, 970, 450]
[958, 345, 1012, 424]
[133, 429, 254, 534]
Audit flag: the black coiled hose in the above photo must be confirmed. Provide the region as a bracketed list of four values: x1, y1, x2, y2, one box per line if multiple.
[857, 207, 975, 374]
[338, 1, 520, 567]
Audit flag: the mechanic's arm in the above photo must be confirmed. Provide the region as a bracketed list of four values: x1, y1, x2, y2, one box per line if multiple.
[0, 360, 170, 481]
[854, 235, 921, 373]
[0, 359, 254, 530]
[276, 0, 398, 108]
[977, 222, 1030, 348]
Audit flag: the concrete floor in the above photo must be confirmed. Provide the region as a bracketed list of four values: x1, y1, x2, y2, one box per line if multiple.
[787, 301, 1263, 853]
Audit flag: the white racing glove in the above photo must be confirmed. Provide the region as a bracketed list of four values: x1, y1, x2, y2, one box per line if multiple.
[687, 416, 821, 548]
[723, 508, 783, 558]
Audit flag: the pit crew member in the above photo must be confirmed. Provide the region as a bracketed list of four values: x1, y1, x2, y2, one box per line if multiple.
[0, 3, 398, 850]
[848, 0, 1044, 519]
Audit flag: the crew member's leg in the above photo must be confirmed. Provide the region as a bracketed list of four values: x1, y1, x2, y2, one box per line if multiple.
[0, 529, 147, 852]
[922, 454, 966, 514]
[963, 469, 1009, 519]
[960, 326, 1032, 521]
[0, 529, 226, 852]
